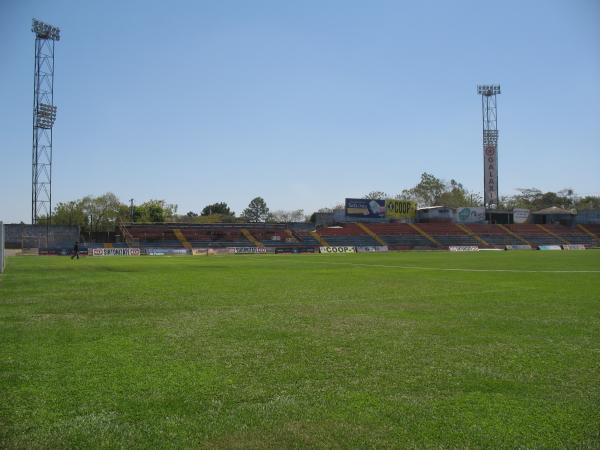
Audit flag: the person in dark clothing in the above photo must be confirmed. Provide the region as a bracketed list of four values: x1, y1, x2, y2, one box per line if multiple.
[71, 241, 79, 260]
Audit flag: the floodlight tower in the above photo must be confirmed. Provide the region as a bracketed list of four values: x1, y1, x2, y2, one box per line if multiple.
[477, 84, 500, 208]
[31, 19, 60, 224]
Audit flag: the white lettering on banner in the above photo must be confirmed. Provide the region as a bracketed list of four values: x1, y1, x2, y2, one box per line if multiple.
[562, 244, 586, 250]
[320, 246, 356, 254]
[449, 246, 480, 252]
[538, 245, 562, 251]
[483, 130, 499, 205]
[513, 208, 530, 224]
[356, 246, 389, 253]
[232, 247, 269, 254]
[90, 248, 141, 256]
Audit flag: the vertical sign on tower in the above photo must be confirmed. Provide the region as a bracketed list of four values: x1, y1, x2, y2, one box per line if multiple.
[477, 85, 500, 208]
[31, 19, 60, 225]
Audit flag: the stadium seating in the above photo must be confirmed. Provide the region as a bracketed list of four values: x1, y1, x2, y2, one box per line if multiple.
[416, 223, 478, 247]
[465, 224, 523, 247]
[505, 224, 562, 246]
[365, 223, 435, 249]
[316, 224, 380, 247]
[116, 222, 599, 251]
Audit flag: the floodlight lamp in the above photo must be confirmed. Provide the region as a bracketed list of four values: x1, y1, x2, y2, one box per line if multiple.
[32, 18, 60, 41]
[477, 84, 501, 96]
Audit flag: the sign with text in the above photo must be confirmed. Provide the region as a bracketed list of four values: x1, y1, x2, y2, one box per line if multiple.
[449, 246, 480, 252]
[320, 246, 356, 254]
[483, 130, 499, 206]
[231, 247, 270, 254]
[356, 246, 389, 253]
[456, 207, 485, 224]
[90, 248, 141, 256]
[385, 199, 416, 219]
[513, 208, 530, 224]
[345, 198, 385, 218]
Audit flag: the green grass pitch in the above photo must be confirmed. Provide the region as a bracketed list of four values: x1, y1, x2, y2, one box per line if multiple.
[1, 251, 599, 448]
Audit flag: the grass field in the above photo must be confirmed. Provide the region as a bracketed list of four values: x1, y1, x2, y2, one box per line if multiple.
[1, 251, 600, 448]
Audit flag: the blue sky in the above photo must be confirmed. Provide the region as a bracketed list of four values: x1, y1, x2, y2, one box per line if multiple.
[1, 0, 599, 222]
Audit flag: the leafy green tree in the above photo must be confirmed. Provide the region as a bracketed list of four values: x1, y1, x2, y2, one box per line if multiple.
[51, 200, 87, 227]
[82, 193, 126, 232]
[242, 197, 270, 222]
[397, 173, 481, 207]
[576, 196, 600, 210]
[201, 202, 235, 217]
[134, 200, 177, 223]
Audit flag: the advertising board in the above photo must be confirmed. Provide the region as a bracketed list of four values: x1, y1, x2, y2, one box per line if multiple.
[346, 198, 417, 219]
[90, 248, 141, 256]
[562, 244, 586, 250]
[538, 245, 562, 251]
[192, 248, 234, 256]
[505, 245, 532, 250]
[345, 198, 385, 218]
[513, 208, 530, 224]
[274, 247, 316, 254]
[483, 130, 499, 206]
[456, 207, 485, 224]
[385, 199, 416, 219]
[449, 246, 480, 252]
[356, 246, 388, 253]
[231, 247, 271, 254]
[145, 248, 188, 256]
[320, 246, 356, 254]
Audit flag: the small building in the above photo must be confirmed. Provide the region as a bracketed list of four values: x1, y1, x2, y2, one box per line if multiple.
[532, 206, 576, 226]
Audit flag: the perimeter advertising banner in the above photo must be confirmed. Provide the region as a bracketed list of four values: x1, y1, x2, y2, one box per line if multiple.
[145, 248, 188, 256]
[345, 198, 416, 219]
[320, 246, 356, 254]
[483, 130, 499, 206]
[90, 248, 141, 256]
[456, 207, 486, 224]
[231, 247, 271, 254]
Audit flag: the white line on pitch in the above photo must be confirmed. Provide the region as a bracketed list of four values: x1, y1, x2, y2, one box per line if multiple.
[242, 257, 600, 274]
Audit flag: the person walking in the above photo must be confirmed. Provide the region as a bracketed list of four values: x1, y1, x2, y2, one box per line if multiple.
[71, 241, 80, 260]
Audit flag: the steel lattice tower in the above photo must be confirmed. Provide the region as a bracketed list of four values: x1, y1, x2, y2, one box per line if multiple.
[31, 19, 60, 224]
[477, 84, 501, 208]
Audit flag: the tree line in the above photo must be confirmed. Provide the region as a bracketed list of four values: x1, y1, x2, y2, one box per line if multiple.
[42, 173, 599, 232]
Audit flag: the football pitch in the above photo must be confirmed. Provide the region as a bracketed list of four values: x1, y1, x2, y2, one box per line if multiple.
[1, 251, 599, 448]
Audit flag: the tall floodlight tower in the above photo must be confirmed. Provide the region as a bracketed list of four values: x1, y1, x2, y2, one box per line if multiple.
[477, 84, 500, 208]
[31, 19, 60, 224]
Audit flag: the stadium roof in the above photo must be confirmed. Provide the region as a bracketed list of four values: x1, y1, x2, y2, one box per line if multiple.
[533, 206, 576, 215]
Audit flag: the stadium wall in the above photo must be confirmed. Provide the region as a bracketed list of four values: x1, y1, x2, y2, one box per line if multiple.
[5, 224, 80, 249]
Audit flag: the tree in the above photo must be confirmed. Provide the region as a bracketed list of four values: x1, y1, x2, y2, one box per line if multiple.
[242, 197, 270, 222]
[82, 193, 126, 233]
[436, 179, 482, 208]
[397, 173, 446, 207]
[269, 209, 305, 223]
[364, 191, 388, 200]
[576, 195, 600, 210]
[134, 200, 177, 223]
[51, 200, 86, 227]
[186, 211, 198, 218]
[201, 202, 235, 217]
[396, 173, 482, 207]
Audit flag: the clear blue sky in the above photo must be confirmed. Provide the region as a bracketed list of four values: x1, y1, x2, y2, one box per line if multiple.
[1, 0, 599, 222]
